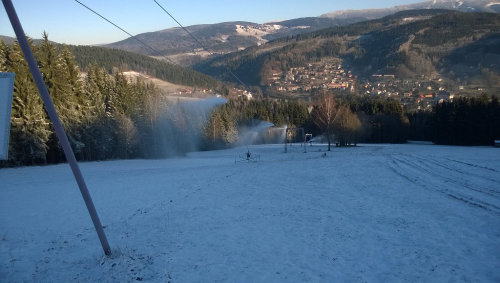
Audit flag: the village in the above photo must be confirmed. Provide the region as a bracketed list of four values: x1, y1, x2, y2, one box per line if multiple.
[266, 57, 469, 111]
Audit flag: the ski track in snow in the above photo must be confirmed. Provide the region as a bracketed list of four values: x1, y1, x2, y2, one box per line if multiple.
[387, 152, 500, 214]
[1, 143, 499, 282]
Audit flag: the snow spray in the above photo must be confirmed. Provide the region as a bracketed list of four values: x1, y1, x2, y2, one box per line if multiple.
[239, 121, 275, 145]
[154, 97, 227, 158]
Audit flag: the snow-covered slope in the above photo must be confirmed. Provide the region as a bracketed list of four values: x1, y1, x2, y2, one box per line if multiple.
[1, 143, 499, 282]
[320, 0, 500, 20]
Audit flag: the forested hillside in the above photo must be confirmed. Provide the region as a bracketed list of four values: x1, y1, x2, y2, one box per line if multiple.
[63, 45, 219, 88]
[348, 12, 500, 78]
[193, 10, 500, 87]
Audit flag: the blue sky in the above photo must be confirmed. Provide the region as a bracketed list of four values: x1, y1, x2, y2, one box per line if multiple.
[1, 0, 423, 45]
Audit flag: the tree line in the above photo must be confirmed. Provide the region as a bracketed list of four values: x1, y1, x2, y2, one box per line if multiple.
[207, 91, 499, 151]
[430, 95, 499, 145]
[203, 92, 411, 151]
[2, 34, 498, 167]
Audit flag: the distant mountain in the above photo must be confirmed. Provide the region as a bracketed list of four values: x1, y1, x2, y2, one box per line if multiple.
[103, 19, 359, 58]
[101, 0, 499, 66]
[320, 0, 500, 20]
[105, 21, 259, 56]
[0, 35, 53, 45]
[192, 10, 500, 89]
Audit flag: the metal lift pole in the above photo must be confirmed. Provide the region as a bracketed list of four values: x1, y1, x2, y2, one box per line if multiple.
[2, 0, 111, 255]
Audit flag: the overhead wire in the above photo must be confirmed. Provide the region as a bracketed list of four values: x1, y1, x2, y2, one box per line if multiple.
[73, 0, 217, 90]
[152, 0, 252, 91]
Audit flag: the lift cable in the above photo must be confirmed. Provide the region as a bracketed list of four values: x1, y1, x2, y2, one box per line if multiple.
[73, 0, 217, 90]
[153, 0, 252, 91]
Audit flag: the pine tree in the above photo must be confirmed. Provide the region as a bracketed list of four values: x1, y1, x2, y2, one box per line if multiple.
[80, 63, 116, 160]
[37, 34, 85, 162]
[204, 110, 223, 148]
[220, 105, 238, 144]
[115, 112, 138, 159]
[7, 39, 51, 165]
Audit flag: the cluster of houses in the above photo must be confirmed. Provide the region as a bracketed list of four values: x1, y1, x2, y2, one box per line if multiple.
[269, 59, 356, 93]
[363, 76, 456, 110]
[268, 57, 459, 111]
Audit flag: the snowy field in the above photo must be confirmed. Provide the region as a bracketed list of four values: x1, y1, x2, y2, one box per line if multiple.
[1, 143, 499, 282]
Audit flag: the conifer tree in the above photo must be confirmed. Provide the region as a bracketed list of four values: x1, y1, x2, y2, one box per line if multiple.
[220, 105, 238, 144]
[81, 63, 116, 160]
[7, 39, 51, 165]
[115, 112, 138, 158]
[204, 110, 223, 148]
[38, 34, 85, 162]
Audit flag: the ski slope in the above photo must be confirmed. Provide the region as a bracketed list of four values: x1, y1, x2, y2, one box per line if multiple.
[1, 143, 499, 282]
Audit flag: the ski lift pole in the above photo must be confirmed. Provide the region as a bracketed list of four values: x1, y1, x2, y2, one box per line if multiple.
[2, 0, 111, 255]
[284, 117, 289, 153]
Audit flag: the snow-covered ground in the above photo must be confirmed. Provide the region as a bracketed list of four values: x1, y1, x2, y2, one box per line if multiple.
[1, 143, 499, 282]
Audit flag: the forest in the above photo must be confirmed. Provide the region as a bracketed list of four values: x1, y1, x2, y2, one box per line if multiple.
[1, 31, 499, 167]
[64, 44, 219, 88]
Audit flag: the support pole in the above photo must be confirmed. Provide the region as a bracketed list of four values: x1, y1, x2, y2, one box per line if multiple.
[2, 0, 111, 255]
[303, 129, 306, 153]
[284, 117, 289, 153]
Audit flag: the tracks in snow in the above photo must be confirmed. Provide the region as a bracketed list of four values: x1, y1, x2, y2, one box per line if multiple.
[385, 153, 500, 214]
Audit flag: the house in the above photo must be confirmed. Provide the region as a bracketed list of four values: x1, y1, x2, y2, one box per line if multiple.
[328, 84, 343, 89]
[238, 91, 253, 99]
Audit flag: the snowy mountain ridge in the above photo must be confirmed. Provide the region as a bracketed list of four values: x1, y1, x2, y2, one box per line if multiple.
[320, 0, 500, 20]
